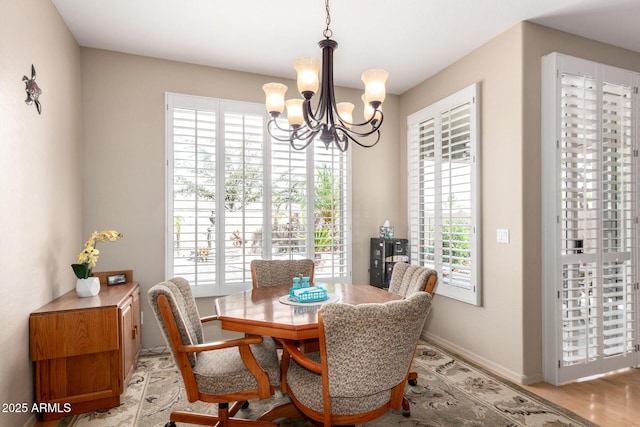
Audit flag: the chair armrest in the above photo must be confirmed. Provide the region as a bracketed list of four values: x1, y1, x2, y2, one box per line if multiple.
[281, 339, 321, 374]
[425, 274, 437, 295]
[179, 334, 264, 354]
[182, 334, 272, 399]
[200, 314, 219, 323]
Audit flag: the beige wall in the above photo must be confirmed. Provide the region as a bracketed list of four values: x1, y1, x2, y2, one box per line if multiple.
[400, 24, 528, 381]
[79, 48, 402, 349]
[400, 21, 640, 384]
[0, 1, 82, 426]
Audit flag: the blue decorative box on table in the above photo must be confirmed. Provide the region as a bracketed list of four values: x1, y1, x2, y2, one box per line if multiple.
[289, 286, 328, 303]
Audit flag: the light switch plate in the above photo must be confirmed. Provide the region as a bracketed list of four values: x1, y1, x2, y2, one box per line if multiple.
[497, 228, 510, 243]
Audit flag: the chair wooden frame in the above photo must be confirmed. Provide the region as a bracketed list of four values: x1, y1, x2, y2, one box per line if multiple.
[153, 292, 277, 427]
[424, 272, 438, 295]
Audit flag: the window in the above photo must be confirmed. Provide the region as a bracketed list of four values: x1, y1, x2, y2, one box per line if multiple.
[542, 53, 640, 385]
[166, 93, 351, 297]
[407, 83, 481, 305]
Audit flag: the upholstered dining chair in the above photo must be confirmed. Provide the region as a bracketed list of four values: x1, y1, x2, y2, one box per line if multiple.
[250, 258, 315, 289]
[389, 262, 438, 297]
[279, 292, 432, 425]
[148, 278, 281, 427]
[388, 262, 438, 386]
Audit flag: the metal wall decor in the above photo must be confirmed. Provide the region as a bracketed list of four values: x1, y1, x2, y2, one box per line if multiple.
[23, 64, 42, 114]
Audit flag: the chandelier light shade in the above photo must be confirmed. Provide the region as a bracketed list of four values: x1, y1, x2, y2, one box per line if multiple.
[262, 0, 388, 152]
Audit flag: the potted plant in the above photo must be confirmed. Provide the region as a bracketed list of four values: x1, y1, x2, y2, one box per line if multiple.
[71, 230, 122, 297]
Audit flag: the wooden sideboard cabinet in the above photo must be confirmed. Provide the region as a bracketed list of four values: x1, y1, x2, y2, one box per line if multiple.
[30, 271, 141, 421]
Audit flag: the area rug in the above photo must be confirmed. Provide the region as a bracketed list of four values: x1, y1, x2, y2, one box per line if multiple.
[58, 341, 598, 427]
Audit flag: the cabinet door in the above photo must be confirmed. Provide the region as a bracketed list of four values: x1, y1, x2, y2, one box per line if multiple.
[121, 299, 135, 389]
[132, 289, 141, 356]
[121, 288, 141, 389]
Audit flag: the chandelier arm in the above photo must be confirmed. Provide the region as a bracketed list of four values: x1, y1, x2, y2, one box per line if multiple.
[290, 129, 320, 151]
[266, 118, 317, 144]
[351, 129, 381, 148]
[266, 116, 321, 149]
[290, 125, 317, 142]
[302, 98, 324, 132]
[337, 108, 384, 130]
[266, 118, 303, 142]
[335, 125, 381, 149]
[332, 116, 383, 139]
[267, 116, 293, 132]
[332, 129, 349, 152]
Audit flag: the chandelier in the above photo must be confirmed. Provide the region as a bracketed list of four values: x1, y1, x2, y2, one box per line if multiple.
[262, 0, 388, 152]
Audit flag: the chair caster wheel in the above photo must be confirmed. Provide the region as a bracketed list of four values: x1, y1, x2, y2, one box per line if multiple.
[408, 379, 417, 386]
[242, 400, 250, 409]
[402, 397, 411, 417]
[165, 422, 177, 427]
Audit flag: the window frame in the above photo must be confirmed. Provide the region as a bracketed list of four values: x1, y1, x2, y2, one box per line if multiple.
[407, 83, 481, 306]
[165, 92, 352, 297]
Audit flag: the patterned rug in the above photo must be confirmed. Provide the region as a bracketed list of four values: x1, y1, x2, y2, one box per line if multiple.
[58, 341, 598, 427]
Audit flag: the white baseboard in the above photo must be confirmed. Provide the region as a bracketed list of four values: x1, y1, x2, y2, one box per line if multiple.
[421, 331, 544, 386]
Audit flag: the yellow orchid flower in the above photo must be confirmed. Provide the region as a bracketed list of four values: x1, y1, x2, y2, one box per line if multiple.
[77, 247, 100, 268]
[72, 230, 122, 279]
[96, 230, 122, 242]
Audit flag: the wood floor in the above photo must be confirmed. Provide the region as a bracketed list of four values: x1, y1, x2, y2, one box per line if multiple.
[34, 368, 640, 427]
[523, 367, 640, 427]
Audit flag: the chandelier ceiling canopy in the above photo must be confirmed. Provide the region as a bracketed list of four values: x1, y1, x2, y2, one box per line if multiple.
[262, 0, 388, 152]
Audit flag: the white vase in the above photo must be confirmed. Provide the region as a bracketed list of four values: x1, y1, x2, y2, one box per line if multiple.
[76, 277, 100, 298]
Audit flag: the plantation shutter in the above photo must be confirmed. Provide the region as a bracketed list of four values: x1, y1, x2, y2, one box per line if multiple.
[408, 117, 436, 267]
[266, 119, 349, 277]
[220, 107, 265, 287]
[313, 145, 350, 280]
[270, 135, 309, 258]
[542, 53, 640, 385]
[166, 93, 352, 296]
[408, 83, 480, 305]
[169, 103, 217, 290]
[441, 102, 474, 289]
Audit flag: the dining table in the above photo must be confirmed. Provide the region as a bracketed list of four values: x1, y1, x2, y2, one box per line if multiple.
[214, 283, 402, 341]
[214, 283, 404, 423]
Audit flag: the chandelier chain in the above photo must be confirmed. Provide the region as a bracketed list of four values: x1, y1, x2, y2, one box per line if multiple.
[323, 0, 332, 39]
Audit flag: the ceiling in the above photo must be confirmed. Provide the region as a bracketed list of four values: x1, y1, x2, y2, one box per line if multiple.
[51, 0, 640, 95]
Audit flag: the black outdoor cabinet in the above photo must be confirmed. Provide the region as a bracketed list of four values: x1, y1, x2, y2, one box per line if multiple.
[369, 237, 409, 288]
